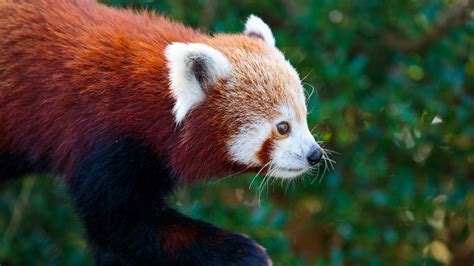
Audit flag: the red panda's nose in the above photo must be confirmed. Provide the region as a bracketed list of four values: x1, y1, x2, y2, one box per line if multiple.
[307, 146, 323, 165]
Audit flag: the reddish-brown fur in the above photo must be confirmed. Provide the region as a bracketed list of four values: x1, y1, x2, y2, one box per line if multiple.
[0, 0, 247, 182]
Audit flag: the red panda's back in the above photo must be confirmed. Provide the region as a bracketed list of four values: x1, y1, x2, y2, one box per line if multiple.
[0, 0, 203, 177]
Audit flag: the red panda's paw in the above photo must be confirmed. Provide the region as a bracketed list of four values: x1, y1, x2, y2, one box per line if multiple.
[164, 230, 272, 265]
[216, 233, 272, 266]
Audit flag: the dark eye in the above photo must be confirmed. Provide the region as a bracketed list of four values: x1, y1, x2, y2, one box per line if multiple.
[276, 121, 291, 136]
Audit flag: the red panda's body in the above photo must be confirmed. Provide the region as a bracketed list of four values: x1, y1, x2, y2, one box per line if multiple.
[0, 0, 241, 182]
[0, 0, 322, 265]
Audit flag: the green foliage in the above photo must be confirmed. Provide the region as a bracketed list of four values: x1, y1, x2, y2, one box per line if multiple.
[1, 0, 473, 265]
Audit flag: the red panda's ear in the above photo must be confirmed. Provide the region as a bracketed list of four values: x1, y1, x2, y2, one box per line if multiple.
[244, 15, 275, 47]
[165, 43, 232, 124]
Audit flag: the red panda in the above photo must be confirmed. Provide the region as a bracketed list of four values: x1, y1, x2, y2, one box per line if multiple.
[0, 0, 323, 265]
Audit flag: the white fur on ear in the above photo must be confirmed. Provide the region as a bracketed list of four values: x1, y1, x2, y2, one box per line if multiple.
[244, 15, 275, 47]
[165, 43, 232, 124]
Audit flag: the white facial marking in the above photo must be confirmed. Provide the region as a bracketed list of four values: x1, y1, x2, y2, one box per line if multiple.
[228, 105, 318, 179]
[270, 105, 317, 179]
[244, 15, 276, 47]
[228, 120, 272, 166]
[165, 42, 232, 124]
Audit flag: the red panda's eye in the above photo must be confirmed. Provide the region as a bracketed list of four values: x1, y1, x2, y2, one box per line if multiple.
[276, 121, 290, 136]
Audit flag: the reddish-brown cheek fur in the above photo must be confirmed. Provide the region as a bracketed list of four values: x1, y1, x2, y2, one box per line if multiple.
[257, 137, 275, 165]
[256, 129, 288, 166]
[0, 0, 242, 182]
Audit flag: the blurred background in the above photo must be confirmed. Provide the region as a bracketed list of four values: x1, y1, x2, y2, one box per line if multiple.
[1, 0, 473, 265]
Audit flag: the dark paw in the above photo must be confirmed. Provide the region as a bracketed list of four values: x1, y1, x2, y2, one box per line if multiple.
[163, 231, 271, 266]
[212, 233, 272, 266]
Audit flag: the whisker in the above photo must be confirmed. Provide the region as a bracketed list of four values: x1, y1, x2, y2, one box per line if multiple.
[310, 124, 320, 135]
[284, 175, 291, 194]
[265, 171, 272, 198]
[303, 81, 315, 104]
[270, 175, 279, 186]
[320, 158, 329, 183]
[257, 163, 274, 201]
[301, 70, 313, 83]
[249, 161, 271, 189]
[310, 163, 321, 184]
[215, 166, 251, 182]
[321, 149, 336, 169]
[312, 130, 325, 140]
[324, 157, 336, 165]
[322, 148, 340, 155]
[301, 172, 309, 186]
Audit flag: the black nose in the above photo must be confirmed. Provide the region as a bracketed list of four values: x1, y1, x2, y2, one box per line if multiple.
[307, 146, 323, 165]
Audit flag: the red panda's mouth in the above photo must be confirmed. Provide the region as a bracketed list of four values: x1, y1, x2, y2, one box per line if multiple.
[270, 167, 308, 179]
[278, 167, 306, 172]
[251, 166, 307, 177]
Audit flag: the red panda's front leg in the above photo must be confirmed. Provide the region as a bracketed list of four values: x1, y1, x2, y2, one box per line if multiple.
[69, 138, 270, 266]
[156, 208, 270, 266]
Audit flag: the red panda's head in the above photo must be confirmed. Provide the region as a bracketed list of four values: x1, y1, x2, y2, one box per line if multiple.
[165, 15, 322, 180]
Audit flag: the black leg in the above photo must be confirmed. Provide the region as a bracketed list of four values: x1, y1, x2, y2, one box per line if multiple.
[69, 138, 270, 266]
